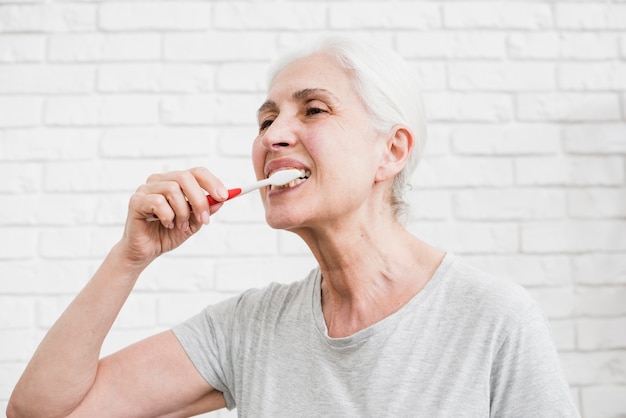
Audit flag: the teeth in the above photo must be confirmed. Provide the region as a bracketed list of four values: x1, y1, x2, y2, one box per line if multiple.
[269, 168, 310, 191]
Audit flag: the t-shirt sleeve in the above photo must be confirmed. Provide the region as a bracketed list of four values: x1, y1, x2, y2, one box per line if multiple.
[171, 295, 241, 411]
[489, 302, 580, 417]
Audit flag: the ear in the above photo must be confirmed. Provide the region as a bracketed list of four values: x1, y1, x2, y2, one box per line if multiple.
[375, 125, 414, 183]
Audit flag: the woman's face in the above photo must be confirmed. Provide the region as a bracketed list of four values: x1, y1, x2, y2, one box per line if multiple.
[252, 53, 384, 232]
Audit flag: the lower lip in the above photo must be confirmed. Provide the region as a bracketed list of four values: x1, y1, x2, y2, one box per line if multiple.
[267, 180, 306, 197]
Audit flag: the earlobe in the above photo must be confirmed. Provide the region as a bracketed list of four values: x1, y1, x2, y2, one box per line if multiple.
[375, 126, 414, 183]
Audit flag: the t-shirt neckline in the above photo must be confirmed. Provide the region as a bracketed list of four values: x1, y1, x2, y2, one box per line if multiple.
[311, 252, 454, 348]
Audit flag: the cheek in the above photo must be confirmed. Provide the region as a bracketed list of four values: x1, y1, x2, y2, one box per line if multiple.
[251, 136, 265, 178]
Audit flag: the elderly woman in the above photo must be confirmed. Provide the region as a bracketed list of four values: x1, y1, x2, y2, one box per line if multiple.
[8, 38, 578, 417]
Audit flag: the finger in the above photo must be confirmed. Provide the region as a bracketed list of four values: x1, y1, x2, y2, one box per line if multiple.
[142, 180, 193, 230]
[130, 192, 175, 229]
[173, 169, 215, 225]
[188, 166, 229, 205]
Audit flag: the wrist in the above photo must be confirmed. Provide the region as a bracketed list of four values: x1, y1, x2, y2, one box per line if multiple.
[108, 241, 154, 278]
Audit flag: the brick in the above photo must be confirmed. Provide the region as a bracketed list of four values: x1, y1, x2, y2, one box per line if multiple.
[38, 226, 119, 259]
[0, 64, 94, 94]
[36, 295, 73, 328]
[0, 97, 42, 127]
[0, 162, 42, 192]
[406, 190, 453, 221]
[408, 221, 519, 254]
[521, 221, 626, 253]
[0, 296, 36, 328]
[560, 33, 620, 60]
[215, 2, 326, 30]
[0, 260, 94, 294]
[460, 254, 573, 287]
[0, 128, 98, 160]
[449, 62, 555, 91]
[49, 34, 160, 62]
[423, 125, 451, 156]
[0, 228, 37, 259]
[581, 385, 626, 418]
[397, 32, 506, 59]
[413, 156, 514, 188]
[578, 318, 626, 350]
[454, 188, 566, 220]
[527, 287, 577, 319]
[577, 286, 626, 317]
[100, 2, 211, 31]
[164, 33, 276, 62]
[550, 319, 577, 351]
[0, 330, 43, 361]
[568, 189, 626, 219]
[102, 327, 164, 358]
[278, 230, 315, 256]
[136, 256, 215, 292]
[0, 4, 96, 32]
[559, 62, 626, 91]
[217, 126, 260, 157]
[156, 292, 234, 326]
[216, 192, 267, 224]
[0, 363, 26, 404]
[560, 351, 626, 386]
[444, 2, 552, 29]
[98, 63, 215, 93]
[329, 2, 440, 29]
[409, 61, 447, 92]
[573, 254, 626, 285]
[44, 95, 160, 126]
[43, 160, 164, 192]
[1, 192, 124, 227]
[112, 294, 157, 329]
[215, 62, 269, 93]
[517, 93, 621, 122]
[161, 94, 261, 125]
[0, 193, 98, 226]
[451, 124, 561, 155]
[563, 124, 626, 154]
[556, 4, 626, 30]
[0, 34, 45, 62]
[508, 32, 560, 60]
[161, 221, 273, 258]
[100, 127, 216, 158]
[215, 255, 318, 292]
[515, 156, 624, 186]
[424, 92, 513, 122]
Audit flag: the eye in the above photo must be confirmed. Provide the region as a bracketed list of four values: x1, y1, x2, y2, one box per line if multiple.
[305, 107, 326, 116]
[259, 119, 273, 132]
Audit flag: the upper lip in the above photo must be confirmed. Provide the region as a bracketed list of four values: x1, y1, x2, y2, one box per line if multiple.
[264, 158, 310, 178]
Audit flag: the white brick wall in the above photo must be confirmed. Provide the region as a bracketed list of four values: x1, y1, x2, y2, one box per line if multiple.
[0, 2, 624, 417]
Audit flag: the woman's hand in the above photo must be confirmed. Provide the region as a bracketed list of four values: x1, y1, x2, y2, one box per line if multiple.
[119, 167, 228, 267]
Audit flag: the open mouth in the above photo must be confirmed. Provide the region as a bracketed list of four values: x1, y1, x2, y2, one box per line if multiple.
[269, 168, 310, 191]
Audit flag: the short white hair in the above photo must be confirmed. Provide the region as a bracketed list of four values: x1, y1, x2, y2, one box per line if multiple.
[268, 37, 427, 222]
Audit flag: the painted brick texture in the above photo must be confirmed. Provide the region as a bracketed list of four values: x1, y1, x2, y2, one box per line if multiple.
[0, 2, 625, 417]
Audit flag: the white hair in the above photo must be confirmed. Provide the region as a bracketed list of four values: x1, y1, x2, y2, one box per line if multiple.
[267, 37, 427, 222]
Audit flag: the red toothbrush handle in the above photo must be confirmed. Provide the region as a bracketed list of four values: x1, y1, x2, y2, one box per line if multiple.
[207, 188, 242, 205]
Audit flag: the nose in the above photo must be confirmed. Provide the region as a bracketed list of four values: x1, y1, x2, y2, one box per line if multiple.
[260, 114, 297, 150]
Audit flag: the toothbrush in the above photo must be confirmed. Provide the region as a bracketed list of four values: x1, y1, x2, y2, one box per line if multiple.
[146, 168, 303, 221]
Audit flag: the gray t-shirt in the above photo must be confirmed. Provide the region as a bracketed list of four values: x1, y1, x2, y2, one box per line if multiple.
[172, 254, 579, 417]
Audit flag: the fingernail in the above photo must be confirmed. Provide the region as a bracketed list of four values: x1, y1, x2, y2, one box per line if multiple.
[168, 222, 175, 229]
[201, 211, 210, 225]
[181, 221, 189, 231]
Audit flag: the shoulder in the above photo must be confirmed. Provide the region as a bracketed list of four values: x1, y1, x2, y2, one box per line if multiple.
[434, 254, 541, 331]
[228, 268, 319, 322]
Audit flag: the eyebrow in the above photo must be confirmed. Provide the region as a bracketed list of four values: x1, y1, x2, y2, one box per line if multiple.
[257, 88, 339, 116]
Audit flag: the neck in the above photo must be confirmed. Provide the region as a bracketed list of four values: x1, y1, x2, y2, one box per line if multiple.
[295, 216, 444, 338]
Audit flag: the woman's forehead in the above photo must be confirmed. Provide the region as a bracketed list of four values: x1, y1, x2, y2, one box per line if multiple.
[268, 53, 352, 98]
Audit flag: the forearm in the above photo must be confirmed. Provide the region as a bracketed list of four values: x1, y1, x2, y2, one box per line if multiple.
[8, 243, 149, 418]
